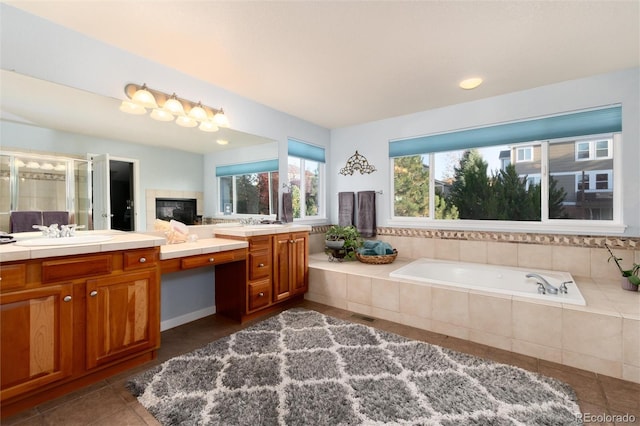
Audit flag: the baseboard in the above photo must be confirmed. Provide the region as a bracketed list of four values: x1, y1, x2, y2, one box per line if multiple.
[160, 306, 216, 331]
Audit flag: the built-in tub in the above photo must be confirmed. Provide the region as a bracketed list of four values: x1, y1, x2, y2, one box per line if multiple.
[390, 258, 586, 306]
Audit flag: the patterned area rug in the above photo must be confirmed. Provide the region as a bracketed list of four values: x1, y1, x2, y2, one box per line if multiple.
[127, 309, 582, 425]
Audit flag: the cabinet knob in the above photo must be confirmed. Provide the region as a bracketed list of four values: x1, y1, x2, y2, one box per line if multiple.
[290, 240, 294, 244]
[139, 257, 147, 263]
[209, 257, 215, 263]
[90, 290, 98, 297]
[63, 295, 72, 302]
[258, 292, 264, 297]
[258, 263, 265, 267]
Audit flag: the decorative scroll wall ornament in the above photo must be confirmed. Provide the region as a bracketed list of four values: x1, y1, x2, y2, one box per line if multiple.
[339, 150, 376, 175]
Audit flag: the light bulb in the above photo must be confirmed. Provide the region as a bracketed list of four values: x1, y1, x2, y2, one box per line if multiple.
[119, 100, 147, 115]
[188, 102, 208, 121]
[199, 121, 219, 132]
[150, 108, 175, 122]
[131, 84, 158, 108]
[163, 94, 185, 115]
[175, 115, 198, 128]
[214, 109, 229, 127]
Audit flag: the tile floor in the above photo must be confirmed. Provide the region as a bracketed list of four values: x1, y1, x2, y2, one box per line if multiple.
[3, 300, 639, 426]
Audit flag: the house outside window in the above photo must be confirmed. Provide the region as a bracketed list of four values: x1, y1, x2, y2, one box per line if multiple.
[516, 146, 533, 162]
[575, 138, 612, 161]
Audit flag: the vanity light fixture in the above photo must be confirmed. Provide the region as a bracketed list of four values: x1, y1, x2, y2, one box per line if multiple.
[119, 83, 230, 132]
[459, 77, 483, 90]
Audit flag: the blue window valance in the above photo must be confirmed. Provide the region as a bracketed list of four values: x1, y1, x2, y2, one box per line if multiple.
[215, 159, 279, 177]
[389, 105, 622, 157]
[288, 138, 326, 163]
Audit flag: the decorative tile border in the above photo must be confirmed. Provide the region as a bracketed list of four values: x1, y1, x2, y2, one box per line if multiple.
[310, 225, 639, 250]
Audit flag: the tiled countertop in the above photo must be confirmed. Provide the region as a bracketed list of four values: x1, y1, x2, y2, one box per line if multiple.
[159, 238, 247, 260]
[212, 224, 312, 237]
[0, 230, 166, 262]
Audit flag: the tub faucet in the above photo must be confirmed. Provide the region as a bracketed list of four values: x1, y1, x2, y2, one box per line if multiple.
[526, 273, 559, 295]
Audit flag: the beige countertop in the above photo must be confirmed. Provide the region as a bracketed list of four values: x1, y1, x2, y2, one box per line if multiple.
[159, 238, 247, 260]
[0, 230, 166, 262]
[1, 225, 310, 263]
[212, 224, 312, 237]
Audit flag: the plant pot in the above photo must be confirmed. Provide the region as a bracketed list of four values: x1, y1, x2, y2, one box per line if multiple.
[621, 277, 639, 291]
[325, 240, 345, 249]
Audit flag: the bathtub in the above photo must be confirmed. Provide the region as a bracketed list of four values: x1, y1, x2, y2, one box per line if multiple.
[390, 258, 586, 306]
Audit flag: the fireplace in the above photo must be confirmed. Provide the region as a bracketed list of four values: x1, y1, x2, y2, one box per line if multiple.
[155, 198, 197, 225]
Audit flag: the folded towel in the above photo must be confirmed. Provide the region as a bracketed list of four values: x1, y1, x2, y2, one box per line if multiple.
[357, 191, 376, 237]
[359, 240, 393, 255]
[338, 192, 355, 226]
[10, 211, 43, 233]
[43, 211, 69, 226]
[282, 192, 293, 223]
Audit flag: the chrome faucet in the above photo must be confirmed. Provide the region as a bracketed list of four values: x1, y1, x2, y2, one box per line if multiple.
[526, 273, 559, 294]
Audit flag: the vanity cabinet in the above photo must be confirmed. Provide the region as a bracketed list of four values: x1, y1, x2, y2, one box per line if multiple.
[214, 230, 309, 322]
[0, 247, 161, 417]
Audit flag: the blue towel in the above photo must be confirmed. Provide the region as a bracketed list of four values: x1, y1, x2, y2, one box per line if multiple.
[358, 240, 393, 255]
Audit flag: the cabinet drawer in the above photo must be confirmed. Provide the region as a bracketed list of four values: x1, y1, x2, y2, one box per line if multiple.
[0, 264, 26, 291]
[124, 248, 159, 271]
[249, 235, 271, 251]
[249, 251, 271, 280]
[181, 250, 237, 269]
[248, 280, 271, 312]
[42, 255, 112, 283]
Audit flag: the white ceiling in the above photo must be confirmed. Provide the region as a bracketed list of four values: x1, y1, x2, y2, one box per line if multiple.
[3, 1, 639, 150]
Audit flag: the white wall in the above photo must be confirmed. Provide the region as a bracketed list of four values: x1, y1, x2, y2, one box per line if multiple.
[330, 68, 640, 236]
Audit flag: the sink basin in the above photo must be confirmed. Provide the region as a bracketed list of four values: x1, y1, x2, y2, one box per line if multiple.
[15, 235, 114, 246]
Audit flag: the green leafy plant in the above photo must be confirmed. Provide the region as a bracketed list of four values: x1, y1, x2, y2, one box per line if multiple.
[605, 243, 640, 286]
[325, 225, 363, 259]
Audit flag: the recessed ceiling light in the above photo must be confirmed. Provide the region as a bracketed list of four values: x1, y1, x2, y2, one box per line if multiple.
[459, 77, 483, 90]
[216, 139, 229, 145]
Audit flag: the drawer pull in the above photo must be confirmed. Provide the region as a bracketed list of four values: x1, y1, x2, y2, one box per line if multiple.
[139, 257, 147, 263]
[258, 263, 265, 267]
[90, 290, 98, 297]
[258, 292, 264, 297]
[63, 295, 72, 302]
[209, 257, 215, 263]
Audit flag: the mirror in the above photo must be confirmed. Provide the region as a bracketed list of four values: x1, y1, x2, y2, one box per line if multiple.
[0, 69, 277, 154]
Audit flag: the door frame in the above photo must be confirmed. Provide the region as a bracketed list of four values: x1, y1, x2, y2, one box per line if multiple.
[89, 154, 140, 231]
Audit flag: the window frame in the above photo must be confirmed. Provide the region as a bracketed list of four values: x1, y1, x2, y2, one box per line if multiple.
[216, 170, 278, 217]
[389, 132, 623, 234]
[516, 146, 533, 163]
[575, 138, 612, 161]
[287, 155, 325, 221]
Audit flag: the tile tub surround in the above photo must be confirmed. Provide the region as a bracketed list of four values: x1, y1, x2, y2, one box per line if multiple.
[306, 253, 640, 384]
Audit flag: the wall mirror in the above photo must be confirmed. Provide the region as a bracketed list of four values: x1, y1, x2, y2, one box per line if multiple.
[0, 70, 278, 232]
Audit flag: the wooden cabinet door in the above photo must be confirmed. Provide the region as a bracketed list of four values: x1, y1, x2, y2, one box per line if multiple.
[290, 232, 308, 295]
[86, 270, 159, 369]
[0, 284, 74, 401]
[273, 232, 308, 301]
[272, 234, 292, 302]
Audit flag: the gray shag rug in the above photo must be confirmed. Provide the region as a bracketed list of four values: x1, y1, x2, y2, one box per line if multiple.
[127, 308, 582, 425]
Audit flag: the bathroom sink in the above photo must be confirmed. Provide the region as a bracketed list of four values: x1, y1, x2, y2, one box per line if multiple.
[15, 235, 114, 246]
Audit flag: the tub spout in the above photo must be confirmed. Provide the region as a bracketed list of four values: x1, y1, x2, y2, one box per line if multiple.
[526, 273, 559, 295]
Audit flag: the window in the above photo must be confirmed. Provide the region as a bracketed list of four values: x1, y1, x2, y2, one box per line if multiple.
[516, 146, 533, 162]
[216, 160, 279, 215]
[389, 106, 621, 225]
[575, 138, 612, 161]
[287, 139, 325, 220]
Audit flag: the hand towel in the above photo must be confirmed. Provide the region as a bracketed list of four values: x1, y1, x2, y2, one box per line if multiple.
[43, 211, 69, 226]
[338, 192, 355, 226]
[357, 191, 376, 238]
[282, 192, 293, 223]
[10, 211, 43, 233]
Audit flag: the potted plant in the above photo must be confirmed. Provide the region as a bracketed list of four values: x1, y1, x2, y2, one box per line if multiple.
[605, 243, 640, 291]
[325, 225, 363, 260]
